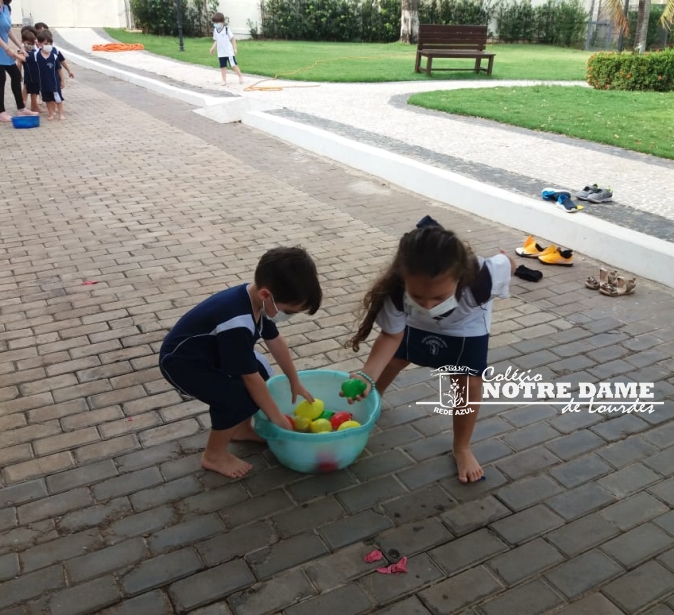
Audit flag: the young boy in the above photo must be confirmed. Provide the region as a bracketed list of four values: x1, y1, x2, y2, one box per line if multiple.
[159, 246, 322, 478]
[209, 13, 243, 85]
[35, 31, 65, 120]
[34, 24, 75, 80]
[17, 30, 41, 112]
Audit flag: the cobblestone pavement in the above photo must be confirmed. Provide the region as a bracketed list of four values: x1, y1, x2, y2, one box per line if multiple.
[1, 66, 674, 615]
[56, 27, 674, 231]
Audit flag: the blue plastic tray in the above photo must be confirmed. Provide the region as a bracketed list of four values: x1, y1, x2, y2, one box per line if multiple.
[12, 115, 40, 129]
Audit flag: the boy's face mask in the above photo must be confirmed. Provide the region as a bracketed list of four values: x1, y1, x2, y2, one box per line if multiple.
[42, 44, 53, 53]
[214, 23, 224, 31]
[24, 43, 34, 51]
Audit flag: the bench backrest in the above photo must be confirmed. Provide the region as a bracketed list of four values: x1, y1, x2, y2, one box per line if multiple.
[417, 24, 488, 51]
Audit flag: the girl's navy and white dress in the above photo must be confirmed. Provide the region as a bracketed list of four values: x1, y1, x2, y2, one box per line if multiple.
[376, 254, 512, 374]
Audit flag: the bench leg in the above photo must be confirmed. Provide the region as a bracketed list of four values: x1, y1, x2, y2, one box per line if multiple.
[474, 57, 481, 73]
[487, 56, 494, 76]
[415, 52, 421, 73]
[426, 56, 432, 76]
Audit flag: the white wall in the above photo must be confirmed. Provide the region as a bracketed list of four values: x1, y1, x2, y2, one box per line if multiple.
[8, 0, 259, 37]
[10, 0, 130, 28]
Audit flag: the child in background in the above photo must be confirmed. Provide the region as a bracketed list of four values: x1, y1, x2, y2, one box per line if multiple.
[209, 12, 243, 85]
[35, 30, 65, 120]
[17, 30, 41, 112]
[34, 24, 75, 80]
[159, 247, 322, 478]
[343, 216, 515, 484]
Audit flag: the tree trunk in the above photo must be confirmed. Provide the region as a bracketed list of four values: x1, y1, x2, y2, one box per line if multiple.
[634, 0, 651, 52]
[400, 0, 420, 44]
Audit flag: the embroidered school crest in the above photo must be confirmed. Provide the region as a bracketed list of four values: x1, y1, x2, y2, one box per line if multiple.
[420, 335, 447, 356]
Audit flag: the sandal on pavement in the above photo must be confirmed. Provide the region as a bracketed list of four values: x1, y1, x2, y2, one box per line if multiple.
[586, 267, 617, 290]
[515, 235, 547, 258]
[599, 276, 637, 296]
[538, 245, 574, 266]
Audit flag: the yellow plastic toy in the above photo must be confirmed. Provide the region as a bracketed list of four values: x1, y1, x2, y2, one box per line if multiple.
[337, 420, 361, 430]
[310, 418, 333, 433]
[293, 415, 311, 432]
[294, 399, 325, 420]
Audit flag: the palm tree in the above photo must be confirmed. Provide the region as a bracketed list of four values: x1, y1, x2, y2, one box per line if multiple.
[606, 0, 674, 52]
[400, 0, 420, 43]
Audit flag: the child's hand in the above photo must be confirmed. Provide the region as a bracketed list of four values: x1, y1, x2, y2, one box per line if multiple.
[271, 413, 293, 431]
[209, 48, 214, 55]
[339, 373, 371, 405]
[290, 380, 314, 405]
[68, 71, 74, 79]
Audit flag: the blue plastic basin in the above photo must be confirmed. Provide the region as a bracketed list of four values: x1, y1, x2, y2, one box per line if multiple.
[12, 115, 40, 129]
[254, 370, 381, 474]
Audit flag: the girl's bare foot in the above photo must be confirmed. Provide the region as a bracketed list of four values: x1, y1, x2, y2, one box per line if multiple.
[453, 447, 484, 483]
[232, 420, 265, 443]
[59, 114, 66, 120]
[201, 452, 252, 478]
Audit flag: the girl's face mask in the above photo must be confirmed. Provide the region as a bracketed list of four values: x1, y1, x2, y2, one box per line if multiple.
[405, 292, 458, 318]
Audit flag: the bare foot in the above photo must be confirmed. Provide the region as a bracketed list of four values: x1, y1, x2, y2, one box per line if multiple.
[232, 420, 265, 443]
[454, 447, 484, 483]
[59, 114, 66, 120]
[0, 111, 11, 123]
[201, 452, 253, 478]
[239, 77, 244, 84]
[220, 82, 227, 86]
[47, 115, 55, 121]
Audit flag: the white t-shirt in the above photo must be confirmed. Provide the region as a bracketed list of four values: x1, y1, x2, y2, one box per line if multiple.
[213, 26, 234, 58]
[375, 254, 512, 337]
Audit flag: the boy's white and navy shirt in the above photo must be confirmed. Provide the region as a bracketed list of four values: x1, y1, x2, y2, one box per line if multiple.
[35, 48, 62, 93]
[376, 254, 512, 337]
[160, 284, 278, 377]
[213, 25, 235, 58]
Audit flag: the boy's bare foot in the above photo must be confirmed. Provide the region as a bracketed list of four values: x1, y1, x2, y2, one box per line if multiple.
[201, 452, 252, 478]
[453, 447, 484, 483]
[47, 115, 55, 121]
[239, 77, 244, 84]
[59, 114, 66, 120]
[17, 108, 39, 116]
[232, 421, 265, 443]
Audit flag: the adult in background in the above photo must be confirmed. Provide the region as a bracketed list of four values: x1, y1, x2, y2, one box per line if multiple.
[0, 0, 38, 122]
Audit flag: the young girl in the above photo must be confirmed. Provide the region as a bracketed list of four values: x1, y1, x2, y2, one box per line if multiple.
[344, 216, 515, 483]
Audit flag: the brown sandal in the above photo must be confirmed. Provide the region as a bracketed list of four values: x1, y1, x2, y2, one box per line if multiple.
[586, 267, 617, 290]
[599, 276, 636, 296]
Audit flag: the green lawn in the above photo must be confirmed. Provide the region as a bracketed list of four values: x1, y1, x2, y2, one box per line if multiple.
[408, 86, 674, 159]
[105, 29, 590, 82]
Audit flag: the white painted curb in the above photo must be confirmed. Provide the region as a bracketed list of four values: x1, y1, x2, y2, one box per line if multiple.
[65, 50, 225, 108]
[243, 110, 674, 289]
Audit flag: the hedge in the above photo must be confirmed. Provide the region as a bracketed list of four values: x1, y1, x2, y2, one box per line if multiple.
[587, 48, 674, 91]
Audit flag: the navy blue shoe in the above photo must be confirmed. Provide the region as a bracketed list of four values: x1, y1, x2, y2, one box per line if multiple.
[556, 194, 583, 213]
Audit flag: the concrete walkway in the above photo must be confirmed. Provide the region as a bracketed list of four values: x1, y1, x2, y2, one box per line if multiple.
[57, 27, 674, 232]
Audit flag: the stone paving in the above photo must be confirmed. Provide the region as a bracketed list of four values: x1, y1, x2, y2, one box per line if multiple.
[1, 63, 674, 615]
[56, 27, 674, 232]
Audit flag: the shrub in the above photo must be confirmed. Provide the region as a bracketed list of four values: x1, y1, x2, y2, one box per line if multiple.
[587, 48, 674, 91]
[420, 0, 494, 27]
[496, 0, 587, 45]
[130, 0, 219, 37]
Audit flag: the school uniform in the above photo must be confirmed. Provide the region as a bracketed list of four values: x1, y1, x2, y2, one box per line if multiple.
[23, 49, 40, 95]
[159, 284, 278, 430]
[376, 254, 512, 374]
[213, 25, 237, 68]
[35, 49, 63, 103]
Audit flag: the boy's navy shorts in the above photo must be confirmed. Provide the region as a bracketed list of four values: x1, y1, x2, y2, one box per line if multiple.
[159, 353, 273, 430]
[394, 327, 489, 375]
[41, 90, 64, 103]
[26, 82, 40, 95]
[219, 55, 237, 68]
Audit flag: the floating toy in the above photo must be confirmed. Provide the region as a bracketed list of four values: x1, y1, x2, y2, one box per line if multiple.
[294, 399, 325, 420]
[292, 415, 311, 432]
[341, 378, 367, 398]
[338, 420, 361, 430]
[330, 411, 353, 430]
[309, 418, 333, 433]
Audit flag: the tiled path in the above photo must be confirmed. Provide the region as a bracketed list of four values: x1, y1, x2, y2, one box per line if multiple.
[1, 61, 674, 614]
[55, 27, 674, 243]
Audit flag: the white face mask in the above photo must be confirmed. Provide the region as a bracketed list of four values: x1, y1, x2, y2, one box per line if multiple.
[214, 23, 223, 31]
[405, 291, 459, 318]
[42, 44, 53, 53]
[263, 295, 293, 324]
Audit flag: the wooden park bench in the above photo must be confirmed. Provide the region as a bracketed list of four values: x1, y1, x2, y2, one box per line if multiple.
[415, 24, 495, 76]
